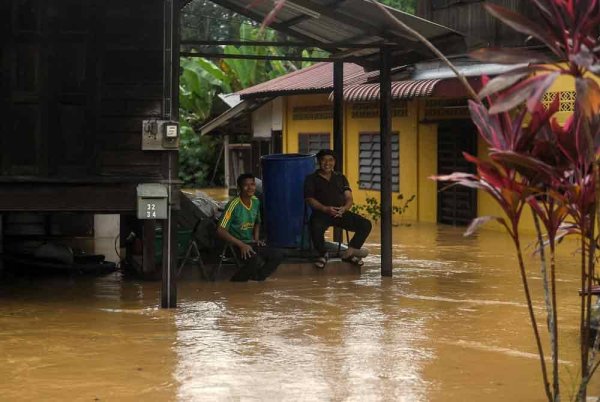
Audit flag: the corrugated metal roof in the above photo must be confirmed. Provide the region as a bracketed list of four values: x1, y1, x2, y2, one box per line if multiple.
[237, 62, 368, 98]
[199, 98, 269, 135]
[340, 79, 441, 102]
[205, 0, 466, 68]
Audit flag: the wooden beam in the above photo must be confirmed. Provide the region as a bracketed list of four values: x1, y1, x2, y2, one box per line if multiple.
[0, 184, 137, 212]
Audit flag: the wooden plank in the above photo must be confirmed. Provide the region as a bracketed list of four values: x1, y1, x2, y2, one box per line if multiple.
[100, 99, 162, 117]
[0, 184, 137, 211]
[98, 150, 163, 167]
[101, 84, 163, 99]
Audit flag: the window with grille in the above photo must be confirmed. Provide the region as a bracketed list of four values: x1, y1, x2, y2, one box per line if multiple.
[298, 133, 331, 155]
[359, 132, 399, 192]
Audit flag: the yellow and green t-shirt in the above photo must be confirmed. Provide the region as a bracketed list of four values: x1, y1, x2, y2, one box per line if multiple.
[218, 196, 261, 243]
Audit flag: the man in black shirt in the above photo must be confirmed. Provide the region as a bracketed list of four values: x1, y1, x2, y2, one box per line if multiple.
[304, 149, 372, 268]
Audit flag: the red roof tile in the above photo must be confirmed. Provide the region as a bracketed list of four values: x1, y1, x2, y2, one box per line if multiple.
[236, 62, 368, 98]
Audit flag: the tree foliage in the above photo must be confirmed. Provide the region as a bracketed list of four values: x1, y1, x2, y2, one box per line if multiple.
[178, 21, 297, 187]
[377, 0, 416, 14]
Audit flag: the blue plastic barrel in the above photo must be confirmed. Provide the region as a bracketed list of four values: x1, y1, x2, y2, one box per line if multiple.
[261, 153, 316, 248]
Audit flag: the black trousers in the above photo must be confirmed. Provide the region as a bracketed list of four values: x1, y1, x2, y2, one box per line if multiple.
[309, 211, 372, 256]
[230, 244, 283, 282]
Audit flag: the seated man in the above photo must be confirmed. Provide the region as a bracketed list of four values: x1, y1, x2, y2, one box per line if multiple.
[304, 149, 372, 268]
[216, 173, 281, 281]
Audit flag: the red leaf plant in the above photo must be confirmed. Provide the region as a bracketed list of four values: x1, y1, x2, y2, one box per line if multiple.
[433, 1, 600, 401]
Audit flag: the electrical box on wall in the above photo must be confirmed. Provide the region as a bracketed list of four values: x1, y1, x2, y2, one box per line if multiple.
[141, 120, 179, 150]
[136, 184, 169, 220]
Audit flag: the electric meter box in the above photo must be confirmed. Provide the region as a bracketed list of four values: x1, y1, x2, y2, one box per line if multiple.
[137, 184, 169, 220]
[142, 120, 179, 150]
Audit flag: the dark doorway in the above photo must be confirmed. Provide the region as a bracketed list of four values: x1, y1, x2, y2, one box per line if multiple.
[437, 120, 478, 226]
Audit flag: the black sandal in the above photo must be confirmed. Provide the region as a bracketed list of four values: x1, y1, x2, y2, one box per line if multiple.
[342, 255, 364, 267]
[314, 255, 328, 269]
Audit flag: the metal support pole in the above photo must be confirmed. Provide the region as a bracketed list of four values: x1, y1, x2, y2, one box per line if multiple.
[224, 134, 231, 189]
[333, 60, 344, 170]
[161, 0, 180, 308]
[379, 47, 393, 277]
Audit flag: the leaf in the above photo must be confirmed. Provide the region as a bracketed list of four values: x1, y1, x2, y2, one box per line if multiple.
[576, 77, 600, 117]
[478, 71, 529, 99]
[525, 71, 560, 112]
[468, 100, 507, 149]
[470, 47, 552, 64]
[431, 172, 483, 189]
[488, 72, 559, 114]
[490, 150, 556, 184]
[464, 216, 505, 237]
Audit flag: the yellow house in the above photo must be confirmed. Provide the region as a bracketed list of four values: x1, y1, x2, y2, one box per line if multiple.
[215, 61, 579, 232]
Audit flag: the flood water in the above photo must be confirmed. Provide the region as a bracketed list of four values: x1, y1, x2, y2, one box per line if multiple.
[1, 223, 599, 401]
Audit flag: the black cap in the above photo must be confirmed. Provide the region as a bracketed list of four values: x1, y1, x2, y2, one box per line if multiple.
[316, 149, 335, 160]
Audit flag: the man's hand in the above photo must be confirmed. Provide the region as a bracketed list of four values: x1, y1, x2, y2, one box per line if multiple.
[238, 243, 256, 259]
[256, 239, 266, 247]
[324, 206, 339, 217]
[334, 206, 346, 217]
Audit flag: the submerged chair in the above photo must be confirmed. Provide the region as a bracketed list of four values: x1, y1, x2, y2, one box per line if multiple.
[177, 218, 207, 278]
[212, 242, 242, 281]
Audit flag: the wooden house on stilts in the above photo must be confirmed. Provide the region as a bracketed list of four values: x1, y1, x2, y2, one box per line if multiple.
[0, 0, 181, 307]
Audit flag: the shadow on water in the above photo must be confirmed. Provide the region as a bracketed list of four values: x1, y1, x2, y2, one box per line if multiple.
[1, 222, 599, 401]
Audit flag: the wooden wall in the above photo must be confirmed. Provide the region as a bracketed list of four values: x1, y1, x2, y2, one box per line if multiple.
[0, 0, 178, 212]
[417, 0, 538, 48]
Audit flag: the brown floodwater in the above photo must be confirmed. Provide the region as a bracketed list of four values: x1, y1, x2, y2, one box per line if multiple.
[1, 223, 599, 401]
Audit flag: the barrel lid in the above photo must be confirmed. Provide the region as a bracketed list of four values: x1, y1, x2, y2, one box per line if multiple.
[260, 153, 315, 161]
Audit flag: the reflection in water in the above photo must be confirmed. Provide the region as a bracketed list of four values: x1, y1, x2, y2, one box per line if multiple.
[1, 223, 599, 401]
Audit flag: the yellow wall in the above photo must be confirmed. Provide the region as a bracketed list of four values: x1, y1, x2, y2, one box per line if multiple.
[284, 94, 333, 153]
[417, 119, 438, 223]
[344, 101, 420, 221]
[284, 94, 422, 223]
[280, 73, 579, 230]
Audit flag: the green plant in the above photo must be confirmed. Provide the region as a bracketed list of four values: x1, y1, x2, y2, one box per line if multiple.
[178, 22, 297, 188]
[351, 193, 415, 225]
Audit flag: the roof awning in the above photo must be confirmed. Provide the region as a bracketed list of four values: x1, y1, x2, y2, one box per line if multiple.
[331, 76, 484, 102]
[200, 98, 269, 135]
[341, 79, 439, 102]
[183, 0, 467, 69]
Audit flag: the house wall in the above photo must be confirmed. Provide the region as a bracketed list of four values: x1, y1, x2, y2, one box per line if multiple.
[278, 71, 581, 232]
[0, 0, 177, 212]
[283, 94, 333, 154]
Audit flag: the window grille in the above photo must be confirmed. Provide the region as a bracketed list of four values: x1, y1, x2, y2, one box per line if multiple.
[298, 133, 331, 155]
[359, 132, 399, 192]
